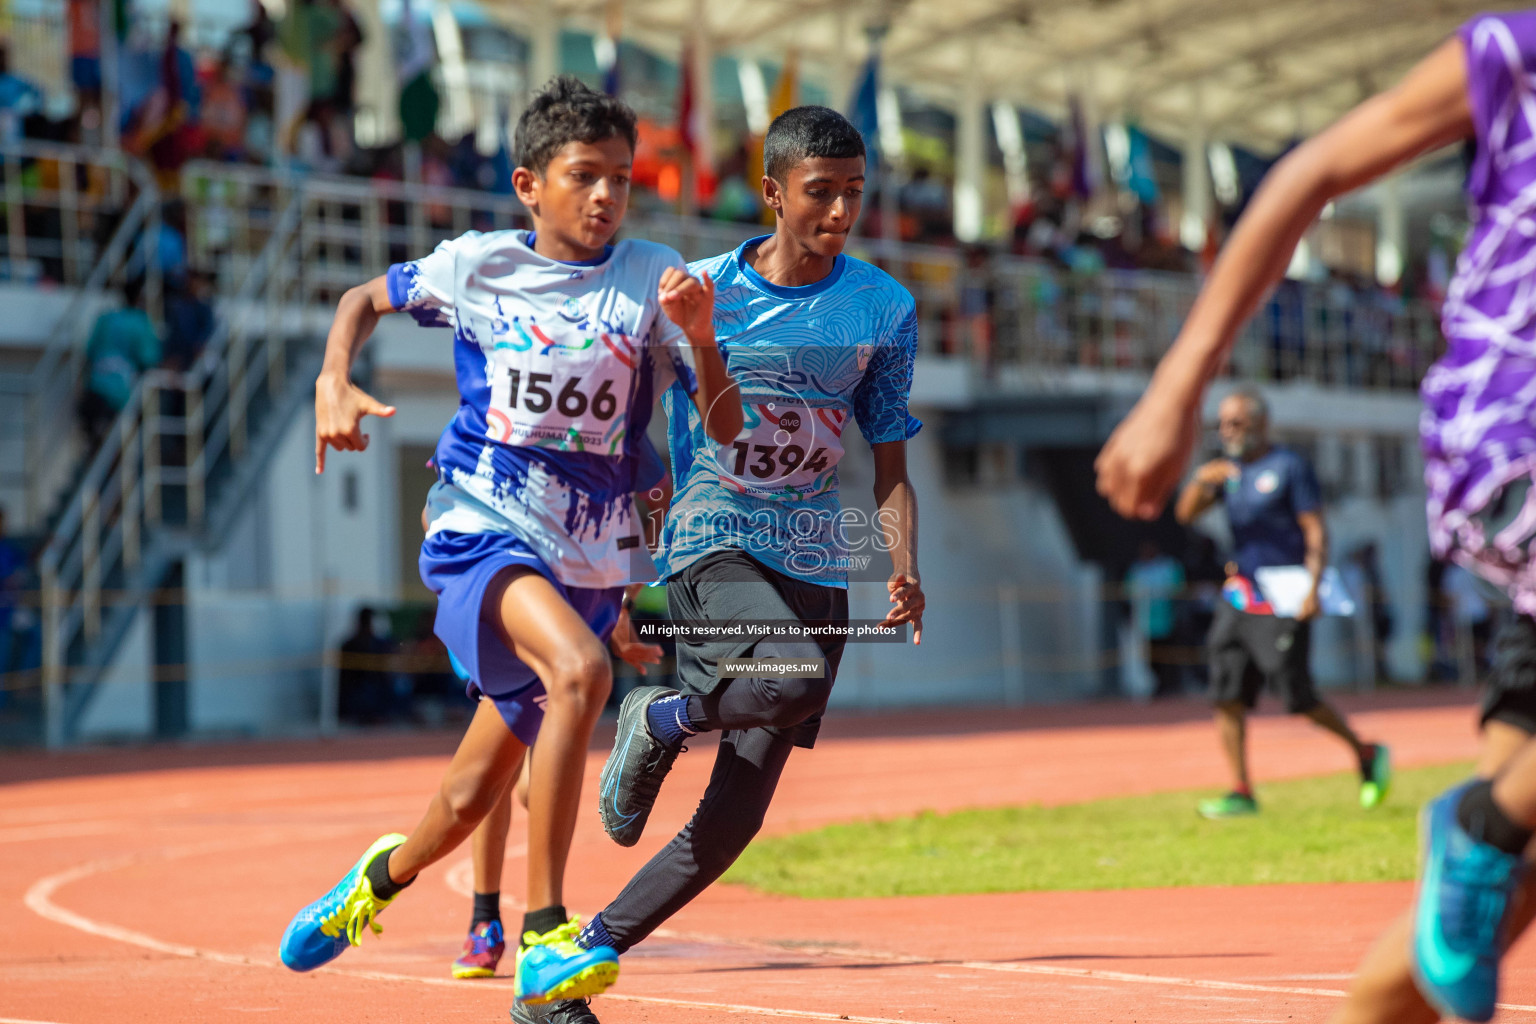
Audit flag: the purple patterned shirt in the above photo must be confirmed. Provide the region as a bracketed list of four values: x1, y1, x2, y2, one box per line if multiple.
[1423, 12, 1536, 583]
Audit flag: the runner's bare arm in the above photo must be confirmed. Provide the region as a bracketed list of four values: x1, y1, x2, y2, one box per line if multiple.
[873, 440, 924, 644]
[1095, 39, 1473, 520]
[315, 275, 398, 473]
[659, 268, 743, 444]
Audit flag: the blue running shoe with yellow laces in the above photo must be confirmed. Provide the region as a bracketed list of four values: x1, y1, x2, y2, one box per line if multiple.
[514, 917, 618, 1005]
[1412, 781, 1526, 1022]
[279, 833, 407, 972]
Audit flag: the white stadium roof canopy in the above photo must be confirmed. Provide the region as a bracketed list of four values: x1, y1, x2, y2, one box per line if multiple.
[484, 0, 1521, 149]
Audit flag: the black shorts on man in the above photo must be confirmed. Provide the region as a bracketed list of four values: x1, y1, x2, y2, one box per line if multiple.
[1207, 598, 1319, 715]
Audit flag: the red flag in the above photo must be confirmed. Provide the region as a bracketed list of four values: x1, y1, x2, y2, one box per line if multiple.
[675, 44, 714, 206]
[678, 43, 695, 155]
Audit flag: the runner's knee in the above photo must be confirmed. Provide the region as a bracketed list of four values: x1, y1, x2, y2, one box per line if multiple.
[751, 639, 829, 724]
[543, 642, 612, 717]
[440, 770, 503, 828]
[770, 675, 832, 725]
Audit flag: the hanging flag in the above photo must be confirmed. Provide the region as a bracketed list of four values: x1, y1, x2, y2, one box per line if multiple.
[677, 42, 695, 158]
[1125, 122, 1159, 205]
[769, 50, 797, 122]
[1065, 95, 1093, 199]
[596, 1, 623, 96]
[396, 0, 439, 143]
[848, 50, 880, 185]
[676, 43, 713, 206]
[750, 53, 794, 221]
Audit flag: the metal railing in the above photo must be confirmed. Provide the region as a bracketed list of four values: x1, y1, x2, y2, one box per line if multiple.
[987, 262, 1445, 390]
[176, 162, 1448, 393]
[38, 184, 304, 747]
[0, 141, 161, 529]
[0, 141, 138, 287]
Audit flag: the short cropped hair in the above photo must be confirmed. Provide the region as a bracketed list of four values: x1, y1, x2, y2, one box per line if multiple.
[1224, 385, 1269, 424]
[763, 105, 866, 183]
[515, 74, 638, 175]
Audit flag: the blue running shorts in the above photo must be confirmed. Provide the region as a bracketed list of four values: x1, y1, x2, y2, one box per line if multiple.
[420, 530, 623, 745]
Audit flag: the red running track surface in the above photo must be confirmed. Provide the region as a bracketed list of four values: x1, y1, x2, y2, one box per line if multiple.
[2, 690, 1529, 1024]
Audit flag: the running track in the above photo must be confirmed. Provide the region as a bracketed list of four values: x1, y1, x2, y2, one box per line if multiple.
[3, 690, 1531, 1024]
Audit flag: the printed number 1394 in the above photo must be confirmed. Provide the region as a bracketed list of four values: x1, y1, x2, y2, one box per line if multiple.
[730, 442, 830, 480]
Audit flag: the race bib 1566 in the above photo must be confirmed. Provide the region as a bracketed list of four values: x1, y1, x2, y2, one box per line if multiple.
[482, 316, 636, 454]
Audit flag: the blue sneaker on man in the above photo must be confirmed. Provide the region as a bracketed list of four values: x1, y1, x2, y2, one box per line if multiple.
[514, 917, 618, 1005]
[1411, 781, 1527, 1022]
[279, 833, 407, 972]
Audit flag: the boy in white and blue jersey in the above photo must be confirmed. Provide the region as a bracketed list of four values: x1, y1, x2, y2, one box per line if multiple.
[574, 107, 925, 992]
[277, 77, 740, 1014]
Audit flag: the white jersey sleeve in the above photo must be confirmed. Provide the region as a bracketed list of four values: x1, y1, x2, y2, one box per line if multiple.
[386, 231, 482, 329]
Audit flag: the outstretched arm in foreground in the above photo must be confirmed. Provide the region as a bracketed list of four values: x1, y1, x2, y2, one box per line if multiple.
[1095, 40, 1472, 520]
[315, 276, 398, 473]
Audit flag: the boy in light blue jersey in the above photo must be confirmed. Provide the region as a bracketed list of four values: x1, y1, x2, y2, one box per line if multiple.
[276, 77, 740, 1012]
[549, 107, 924, 1020]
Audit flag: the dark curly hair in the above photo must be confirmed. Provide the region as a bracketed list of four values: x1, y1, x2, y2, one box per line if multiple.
[514, 74, 638, 175]
[763, 105, 865, 183]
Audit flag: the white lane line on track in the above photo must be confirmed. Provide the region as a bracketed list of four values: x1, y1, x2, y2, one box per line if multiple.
[32, 841, 1536, 1018]
[0, 1017, 78, 1024]
[443, 854, 1536, 1014]
[23, 849, 941, 1024]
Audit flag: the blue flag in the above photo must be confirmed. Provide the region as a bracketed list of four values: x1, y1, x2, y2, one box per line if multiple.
[848, 53, 880, 186]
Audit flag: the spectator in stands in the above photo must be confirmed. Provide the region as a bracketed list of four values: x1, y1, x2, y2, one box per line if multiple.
[125, 19, 201, 189]
[163, 268, 216, 372]
[81, 277, 162, 445]
[67, 0, 103, 115]
[1126, 540, 1187, 698]
[956, 243, 996, 371]
[297, 0, 363, 166]
[200, 55, 248, 162]
[0, 46, 42, 145]
[337, 606, 402, 725]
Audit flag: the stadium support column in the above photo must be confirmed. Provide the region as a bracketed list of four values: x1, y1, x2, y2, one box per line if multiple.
[528, 4, 559, 95]
[1376, 174, 1405, 287]
[1180, 82, 1210, 252]
[954, 44, 985, 243]
[154, 561, 188, 739]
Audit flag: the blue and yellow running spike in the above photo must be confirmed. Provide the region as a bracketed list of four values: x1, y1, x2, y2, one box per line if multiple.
[279, 833, 406, 972]
[514, 917, 618, 1005]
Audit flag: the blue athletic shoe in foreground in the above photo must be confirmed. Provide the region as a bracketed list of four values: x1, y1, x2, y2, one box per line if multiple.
[514, 917, 618, 1005]
[1411, 781, 1526, 1022]
[279, 832, 407, 972]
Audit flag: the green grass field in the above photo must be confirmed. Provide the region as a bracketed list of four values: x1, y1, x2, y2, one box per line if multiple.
[723, 762, 1475, 899]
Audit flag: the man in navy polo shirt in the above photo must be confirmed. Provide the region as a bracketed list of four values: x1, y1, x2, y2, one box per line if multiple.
[1175, 387, 1390, 818]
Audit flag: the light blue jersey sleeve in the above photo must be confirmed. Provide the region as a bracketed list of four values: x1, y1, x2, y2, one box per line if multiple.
[852, 302, 922, 444]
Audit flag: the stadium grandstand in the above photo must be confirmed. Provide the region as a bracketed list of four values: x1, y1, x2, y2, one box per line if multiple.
[0, 0, 1494, 749]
